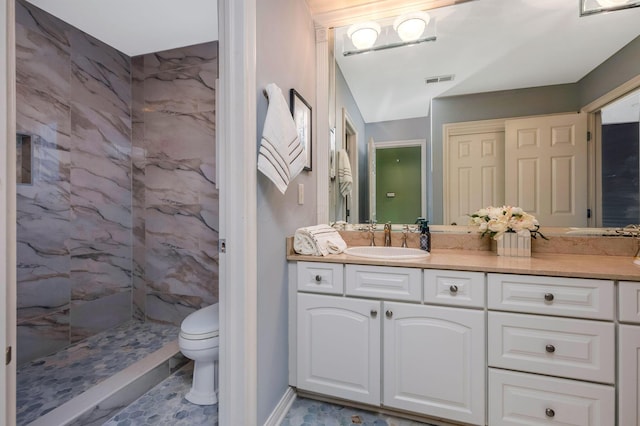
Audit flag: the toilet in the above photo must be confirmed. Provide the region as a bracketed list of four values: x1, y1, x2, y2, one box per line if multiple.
[178, 303, 219, 405]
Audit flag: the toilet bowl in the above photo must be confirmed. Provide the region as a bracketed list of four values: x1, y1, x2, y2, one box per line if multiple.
[179, 303, 219, 405]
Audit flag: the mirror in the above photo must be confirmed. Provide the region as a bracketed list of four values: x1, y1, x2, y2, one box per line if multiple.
[327, 0, 640, 228]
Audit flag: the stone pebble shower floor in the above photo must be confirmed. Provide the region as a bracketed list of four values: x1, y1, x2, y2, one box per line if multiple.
[16, 320, 179, 425]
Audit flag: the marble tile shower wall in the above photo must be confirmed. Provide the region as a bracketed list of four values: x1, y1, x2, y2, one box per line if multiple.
[15, 0, 219, 365]
[15, 0, 132, 365]
[131, 43, 219, 326]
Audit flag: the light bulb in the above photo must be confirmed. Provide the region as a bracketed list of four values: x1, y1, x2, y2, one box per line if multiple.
[347, 22, 381, 50]
[394, 12, 430, 42]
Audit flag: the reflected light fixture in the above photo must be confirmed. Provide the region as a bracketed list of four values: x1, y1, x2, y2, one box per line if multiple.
[580, 0, 640, 16]
[393, 11, 431, 42]
[596, 0, 631, 5]
[347, 21, 381, 50]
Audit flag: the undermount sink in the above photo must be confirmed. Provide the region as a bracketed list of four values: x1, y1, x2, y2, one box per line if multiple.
[343, 246, 430, 260]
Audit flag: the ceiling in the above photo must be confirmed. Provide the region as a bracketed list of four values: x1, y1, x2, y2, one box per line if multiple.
[331, 0, 640, 123]
[24, 0, 218, 56]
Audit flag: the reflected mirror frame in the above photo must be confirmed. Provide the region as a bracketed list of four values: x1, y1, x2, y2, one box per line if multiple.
[580, 0, 640, 17]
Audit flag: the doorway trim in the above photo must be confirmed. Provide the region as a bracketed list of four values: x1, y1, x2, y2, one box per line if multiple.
[581, 75, 640, 228]
[342, 108, 359, 222]
[1, 0, 17, 424]
[218, 0, 258, 424]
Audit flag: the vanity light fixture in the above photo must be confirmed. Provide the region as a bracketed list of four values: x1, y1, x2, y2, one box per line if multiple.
[393, 11, 430, 42]
[343, 11, 437, 57]
[580, 0, 640, 16]
[347, 21, 381, 50]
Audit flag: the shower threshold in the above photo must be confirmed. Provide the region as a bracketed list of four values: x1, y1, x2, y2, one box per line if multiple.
[16, 320, 181, 426]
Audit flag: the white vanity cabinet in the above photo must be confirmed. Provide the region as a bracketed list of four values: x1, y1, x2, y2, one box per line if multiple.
[293, 263, 486, 425]
[487, 273, 616, 426]
[618, 281, 640, 425]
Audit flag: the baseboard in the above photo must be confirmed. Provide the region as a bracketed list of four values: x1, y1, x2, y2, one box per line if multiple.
[263, 386, 297, 426]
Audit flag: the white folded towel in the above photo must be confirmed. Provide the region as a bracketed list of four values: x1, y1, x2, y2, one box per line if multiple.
[293, 224, 348, 256]
[338, 149, 353, 197]
[258, 83, 306, 194]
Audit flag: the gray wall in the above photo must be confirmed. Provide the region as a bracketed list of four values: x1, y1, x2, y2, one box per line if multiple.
[256, 0, 316, 422]
[334, 64, 366, 222]
[366, 116, 429, 143]
[579, 35, 640, 107]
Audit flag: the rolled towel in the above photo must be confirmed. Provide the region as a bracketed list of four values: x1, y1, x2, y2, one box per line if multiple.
[294, 224, 348, 256]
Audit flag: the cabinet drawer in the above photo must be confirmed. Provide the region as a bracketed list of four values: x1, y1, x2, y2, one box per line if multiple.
[488, 368, 614, 426]
[297, 262, 343, 294]
[345, 265, 421, 301]
[619, 281, 640, 323]
[488, 273, 614, 320]
[423, 269, 485, 307]
[488, 312, 614, 383]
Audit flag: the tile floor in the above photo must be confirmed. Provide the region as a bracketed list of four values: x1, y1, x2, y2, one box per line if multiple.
[105, 381, 433, 426]
[16, 320, 179, 425]
[103, 362, 218, 426]
[281, 397, 437, 426]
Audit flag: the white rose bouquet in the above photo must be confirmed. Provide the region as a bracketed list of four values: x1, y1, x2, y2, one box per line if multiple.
[469, 206, 547, 241]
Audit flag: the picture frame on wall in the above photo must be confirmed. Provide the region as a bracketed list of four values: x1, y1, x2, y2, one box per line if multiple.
[290, 89, 312, 171]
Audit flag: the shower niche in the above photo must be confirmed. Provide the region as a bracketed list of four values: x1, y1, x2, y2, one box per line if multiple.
[16, 133, 32, 185]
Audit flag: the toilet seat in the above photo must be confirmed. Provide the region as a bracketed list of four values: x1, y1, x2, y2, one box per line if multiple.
[180, 303, 220, 340]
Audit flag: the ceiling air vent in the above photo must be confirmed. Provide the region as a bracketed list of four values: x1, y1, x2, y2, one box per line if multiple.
[425, 74, 455, 85]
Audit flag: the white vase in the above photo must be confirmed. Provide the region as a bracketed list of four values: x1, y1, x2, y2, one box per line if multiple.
[496, 231, 531, 257]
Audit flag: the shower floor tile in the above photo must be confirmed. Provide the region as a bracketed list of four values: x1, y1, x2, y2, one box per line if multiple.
[104, 362, 217, 426]
[16, 320, 179, 426]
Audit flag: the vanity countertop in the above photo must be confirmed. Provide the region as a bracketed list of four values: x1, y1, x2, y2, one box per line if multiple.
[287, 245, 640, 282]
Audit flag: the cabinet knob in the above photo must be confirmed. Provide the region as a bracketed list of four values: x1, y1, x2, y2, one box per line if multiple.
[449, 285, 458, 294]
[544, 293, 554, 302]
[545, 408, 555, 418]
[385, 310, 393, 318]
[545, 344, 556, 353]
[314, 275, 322, 283]
[370, 309, 378, 318]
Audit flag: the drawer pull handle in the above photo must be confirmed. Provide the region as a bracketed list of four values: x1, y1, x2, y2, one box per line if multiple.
[449, 285, 458, 294]
[545, 344, 556, 353]
[385, 310, 393, 318]
[545, 408, 555, 418]
[314, 275, 322, 283]
[544, 293, 554, 302]
[370, 309, 378, 318]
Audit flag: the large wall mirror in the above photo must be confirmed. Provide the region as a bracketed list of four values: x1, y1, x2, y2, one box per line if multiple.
[323, 0, 640, 229]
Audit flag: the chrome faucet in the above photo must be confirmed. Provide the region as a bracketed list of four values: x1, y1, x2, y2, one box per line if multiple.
[401, 225, 409, 248]
[384, 222, 392, 247]
[369, 221, 377, 246]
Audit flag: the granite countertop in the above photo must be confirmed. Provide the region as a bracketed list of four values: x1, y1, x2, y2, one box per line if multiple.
[287, 247, 640, 282]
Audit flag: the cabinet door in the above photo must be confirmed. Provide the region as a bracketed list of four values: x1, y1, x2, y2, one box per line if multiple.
[619, 324, 640, 425]
[383, 302, 485, 425]
[297, 293, 381, 405]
